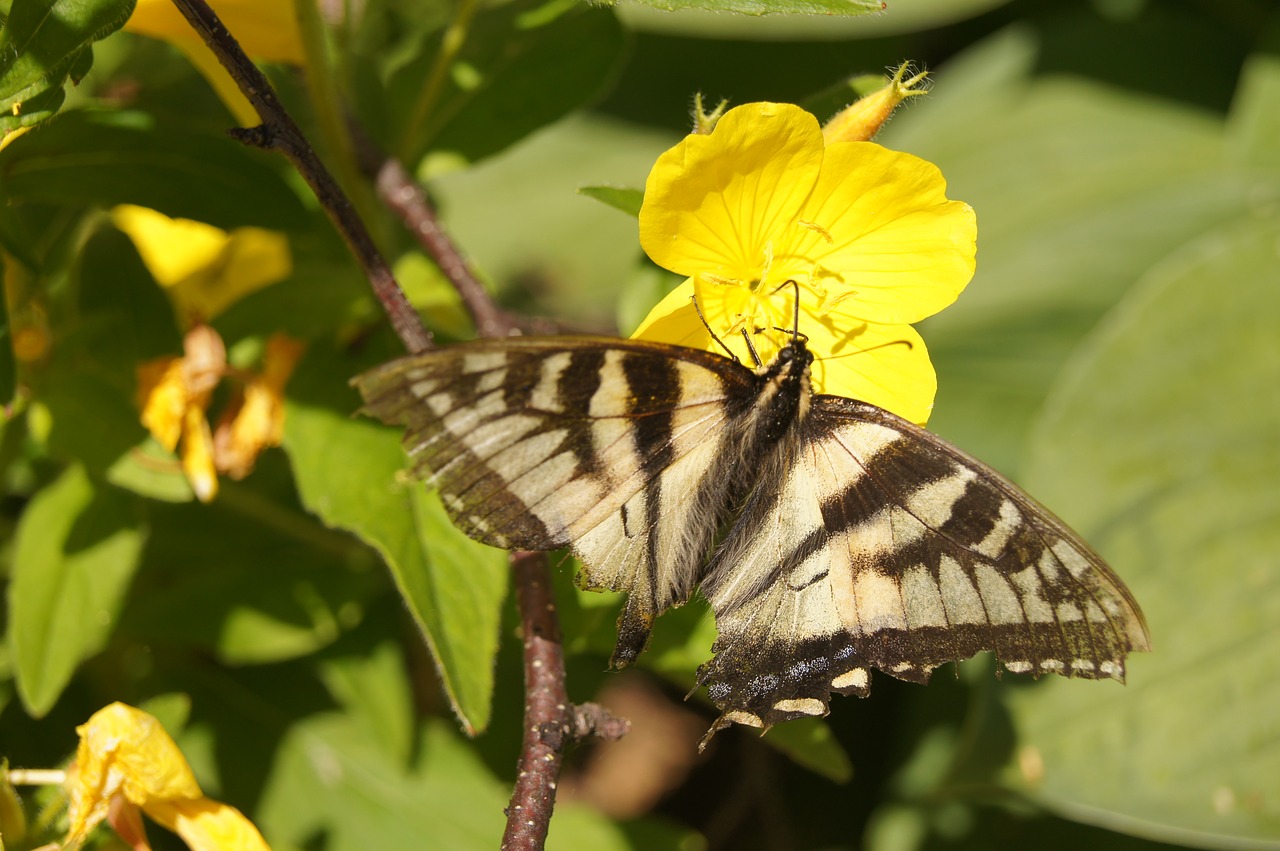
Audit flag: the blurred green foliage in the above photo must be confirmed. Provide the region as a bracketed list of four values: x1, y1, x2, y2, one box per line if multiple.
[2, 0, 1278, 849]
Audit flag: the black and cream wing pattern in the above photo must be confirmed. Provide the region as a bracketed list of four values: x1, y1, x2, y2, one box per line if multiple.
[354, 334, 1150, 741]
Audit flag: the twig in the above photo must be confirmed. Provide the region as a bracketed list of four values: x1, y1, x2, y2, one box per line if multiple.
[352, 136, 522, 339]
[502, 551, 572, 851]
[168, 0, 431, 355]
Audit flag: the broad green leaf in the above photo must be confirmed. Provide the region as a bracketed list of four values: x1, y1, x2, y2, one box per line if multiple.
[879, 27, 1261, 476]
[0, 0, 135, 132]
[318, 637, 415, 767]
[0, 109, 308, 230]
[618, 0, 1008, 38]
[1007, 214, 1280, 847]
[620, 0, 883, 16]
[283, 343, 508, 734]
[6, 464, 146, 716]
[388, 0, 627, 169]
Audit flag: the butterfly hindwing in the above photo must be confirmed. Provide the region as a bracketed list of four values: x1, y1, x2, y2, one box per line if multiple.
[697, 395, 1151, 734]
[355, 336, 766, 663]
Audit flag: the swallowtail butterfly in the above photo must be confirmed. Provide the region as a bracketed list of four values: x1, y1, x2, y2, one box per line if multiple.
[354, 326, 1149, 744]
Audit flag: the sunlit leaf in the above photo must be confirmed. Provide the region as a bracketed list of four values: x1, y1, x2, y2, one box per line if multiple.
[283, 343, 508, 734]
[7, 464, 146, 716]
[1008, 214, 1280, 847]
[0, 0, 135, 132]
[620, 0, 883, 15]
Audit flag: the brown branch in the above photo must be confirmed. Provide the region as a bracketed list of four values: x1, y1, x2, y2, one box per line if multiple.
[348, 127, 560, 339]
[168, 0, 431, 355]
[502, 550, 572, 851]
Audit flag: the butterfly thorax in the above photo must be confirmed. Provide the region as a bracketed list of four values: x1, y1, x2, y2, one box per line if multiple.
[748, 339, 814, 443]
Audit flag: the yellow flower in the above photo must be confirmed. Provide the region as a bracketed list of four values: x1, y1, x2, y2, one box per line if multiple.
[633, 101, 976, 425]
[125, 0, 304, 125]
[112, 205, 292, 325]
[64, 702, 271, 851]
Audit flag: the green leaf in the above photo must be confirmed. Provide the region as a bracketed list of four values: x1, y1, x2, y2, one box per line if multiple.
[6, 464, 146, 716]
[283, 343, 509, 734]
[1007, 214, 1280, 846]
[389, 0, 627, 168]
[0, 109, 309, 230]
[0, 0, 135, 132]
[318, 636, 416, 767]
[620, 0, 883, 15]
[1226, 26, 1280, 171]
[577, 185, 643, 218]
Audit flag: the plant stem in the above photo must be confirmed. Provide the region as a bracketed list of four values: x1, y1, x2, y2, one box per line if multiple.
[396, 0, 481, 160]
[501, 551, 572, 851]
[167, 0, 431, 354]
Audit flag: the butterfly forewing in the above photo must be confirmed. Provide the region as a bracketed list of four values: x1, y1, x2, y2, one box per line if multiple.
[697, 395, 1150, 734]
[355, 336, 766, 663]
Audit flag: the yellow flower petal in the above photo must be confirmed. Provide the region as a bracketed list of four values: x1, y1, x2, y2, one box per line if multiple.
[64, 703, 271, 851]
[113, 206, 292, 323]
[113, 206, 229, 288]
[182, 405, 219, 503]
[144, 797, 272, 851]
[213, 334, 304, 479]
[640, 102, 825, 283]
[126, 0, 304, 62]
[808, 320, 936, 426]
[137, 357, 189, 451]
[126, 0, 303, 125]
[783, 141, 976, 325]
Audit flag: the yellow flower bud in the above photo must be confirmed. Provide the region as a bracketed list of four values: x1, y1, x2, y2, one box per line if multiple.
[822, 62, 930, 144]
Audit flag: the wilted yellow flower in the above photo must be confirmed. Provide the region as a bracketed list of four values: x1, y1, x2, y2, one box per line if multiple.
[214, 334, 306, 479]
[112, 205, 292, 325]
[125, 0, 304, 125]
[137, 327, 303, 500]
[633, 101, 975, 425]
[137, 325, 227, 502]
[64, 702, 271, 851]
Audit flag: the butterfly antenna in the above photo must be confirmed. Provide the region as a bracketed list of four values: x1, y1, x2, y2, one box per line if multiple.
[692, 296, 738, 362]
[740, 328, 763, 367]
[769, 279, 802, 342]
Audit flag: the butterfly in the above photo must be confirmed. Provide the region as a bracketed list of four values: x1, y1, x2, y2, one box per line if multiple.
[353, 321, 1150, 746]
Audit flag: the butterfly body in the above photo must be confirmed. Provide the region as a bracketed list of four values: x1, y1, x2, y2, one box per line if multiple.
[355, 334, 1149, 744]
